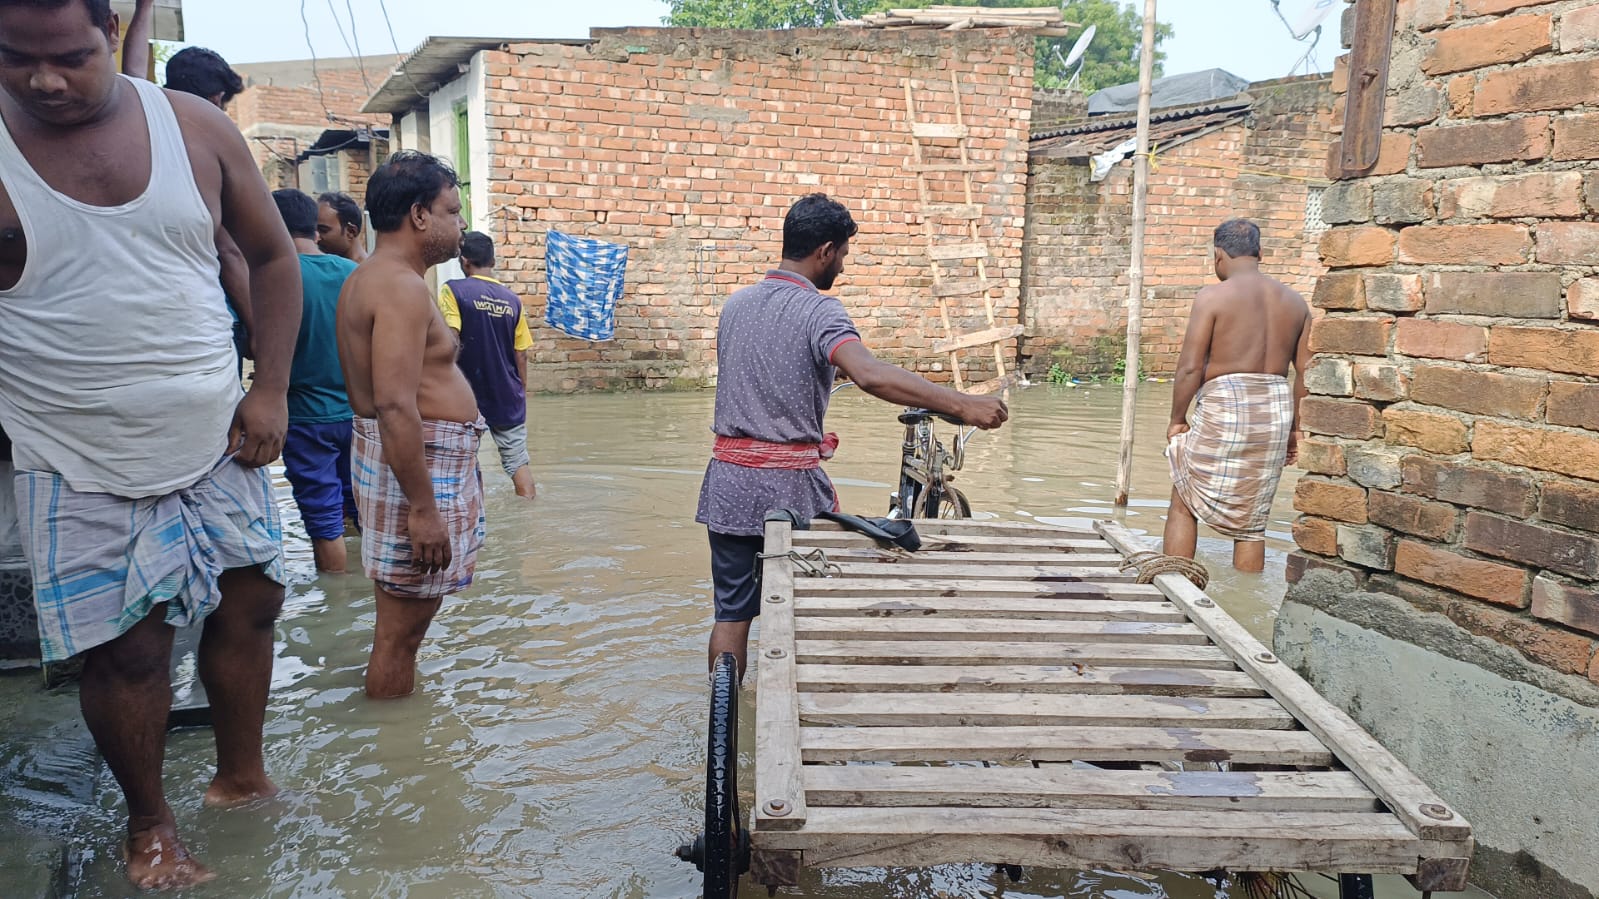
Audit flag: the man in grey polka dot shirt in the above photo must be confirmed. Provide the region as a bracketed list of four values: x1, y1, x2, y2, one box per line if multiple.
[695, 194, 1009, 677]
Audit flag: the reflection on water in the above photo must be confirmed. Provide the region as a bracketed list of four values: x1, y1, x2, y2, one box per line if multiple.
[6, 385, 1480, 898]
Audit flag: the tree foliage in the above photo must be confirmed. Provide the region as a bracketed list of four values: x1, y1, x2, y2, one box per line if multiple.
[662, 0, 1172, 93]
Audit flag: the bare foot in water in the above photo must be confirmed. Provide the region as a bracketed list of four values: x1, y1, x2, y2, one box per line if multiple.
[203, 774, 280, 808]
[125, 825, 215, 891]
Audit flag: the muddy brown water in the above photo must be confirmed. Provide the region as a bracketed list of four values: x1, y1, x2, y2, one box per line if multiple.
[2, 384, 1491, 898]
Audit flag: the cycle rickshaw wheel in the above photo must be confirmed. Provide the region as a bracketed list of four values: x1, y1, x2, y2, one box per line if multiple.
[675, 651, 750, 897]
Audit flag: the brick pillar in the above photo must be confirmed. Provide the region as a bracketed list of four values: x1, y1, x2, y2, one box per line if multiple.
[1292, 0, 1599, 684]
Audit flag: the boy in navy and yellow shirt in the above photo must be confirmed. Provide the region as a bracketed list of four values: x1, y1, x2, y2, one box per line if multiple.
[439, 232, 537, 499]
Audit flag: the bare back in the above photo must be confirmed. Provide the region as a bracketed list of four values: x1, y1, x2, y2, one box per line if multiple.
[336, 256, 478, 424]
[1191, 272, 1309, 383]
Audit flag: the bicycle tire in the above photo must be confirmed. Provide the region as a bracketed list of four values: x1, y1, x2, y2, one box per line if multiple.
[702, 652, 744, 898]
[933, 485, 972, 519]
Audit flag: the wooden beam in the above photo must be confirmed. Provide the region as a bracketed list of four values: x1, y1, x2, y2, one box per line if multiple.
[796, 691, 1298, 729]
[926, 241, 990, 262]
[795, 663, 1267, 697]
[801, 724, 1339, 765]
[792, 616, 1209, 645]
[795, 638, 1239, 669]
[932, 324, 1025, 354]
[755, 519, 807, 832]
[791, 594, 1188, 622]
[930, 278, 991, 298]
[802, 766, 1379, 813]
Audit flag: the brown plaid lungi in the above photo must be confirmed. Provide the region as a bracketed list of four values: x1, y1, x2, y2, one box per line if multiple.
[352, 416, 486, 599]
[1167, 373, 1294, 541]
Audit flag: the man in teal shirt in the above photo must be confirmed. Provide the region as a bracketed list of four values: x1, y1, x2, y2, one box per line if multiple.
[273, 189, 359, 572]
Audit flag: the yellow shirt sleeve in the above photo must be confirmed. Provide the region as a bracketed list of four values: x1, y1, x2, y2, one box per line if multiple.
[513, 300, 534, 351]
[437, 283, 462, 331]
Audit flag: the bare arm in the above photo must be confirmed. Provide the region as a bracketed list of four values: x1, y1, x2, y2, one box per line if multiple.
[120, 0, 154, 79]
[832, 341, 1007, 429]
[198, 96, 301, 465]
[1168, 292, 1216, 436]
[372, 288, 453, 570]
[515, 349, 528, 382]
[216, 230, 254, 352]
[1288, 308, 1313, 464]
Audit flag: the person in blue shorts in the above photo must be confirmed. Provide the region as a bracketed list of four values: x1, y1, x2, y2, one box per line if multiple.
[273, 189, 359, 572]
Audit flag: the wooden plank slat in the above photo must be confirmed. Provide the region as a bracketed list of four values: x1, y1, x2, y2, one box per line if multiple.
[797, 692, 1298, 729]
[757, 808, 1422, 873]
[932, 324, 1026, 354]
[792, 594, 1187, 622]
[919, 203, 984, 220]
[815, 549, 1124, 566]
[827, 561, 1137, 582]
[790, 531, 1107, 552]
[930, 278, 990, 298]
[911, 122, 969, 140]
[801, 724, 1338, 765]
[795, 576, 1162, 600]
[963, 374, 1020, 396]
[926, 241, 989, 262]
[803, 767, 1378, 813]
[795, 663, 1267, 697]
[797, 639, 1237, 668]
[755, 520, 807, 831]
[794, 616, 1210, 645]
[804, 519, 1101, 540]
[1096, 521, 1474, 846]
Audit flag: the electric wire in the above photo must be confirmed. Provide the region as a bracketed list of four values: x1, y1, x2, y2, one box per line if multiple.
[375, 0, 430, 99]
[344, 0, 376, 97]
[299, 0, 336, 123]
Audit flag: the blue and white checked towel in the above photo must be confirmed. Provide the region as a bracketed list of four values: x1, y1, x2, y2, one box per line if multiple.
[544, 229, 628, 341]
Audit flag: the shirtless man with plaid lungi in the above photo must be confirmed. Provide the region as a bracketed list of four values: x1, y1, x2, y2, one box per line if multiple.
[336, 151, 486, 700]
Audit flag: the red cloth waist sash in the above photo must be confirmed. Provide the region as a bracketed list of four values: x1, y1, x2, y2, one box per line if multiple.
[712, 433, 839, 470]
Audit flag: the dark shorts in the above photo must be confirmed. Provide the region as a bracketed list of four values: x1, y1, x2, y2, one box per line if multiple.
[708, 530, 764, 623]
[283, 420, 356, 541]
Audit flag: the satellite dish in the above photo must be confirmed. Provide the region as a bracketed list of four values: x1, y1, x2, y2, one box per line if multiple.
[1060, 24, 1096, 90]
[1063, 24, 1097, 68]
[1285, 0, 1338, 40]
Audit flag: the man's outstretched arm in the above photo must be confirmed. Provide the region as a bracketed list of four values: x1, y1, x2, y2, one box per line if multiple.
[1168, 292, 1216, 439]
[120, 0, 155, 79]
[832, 341, 1007, 430]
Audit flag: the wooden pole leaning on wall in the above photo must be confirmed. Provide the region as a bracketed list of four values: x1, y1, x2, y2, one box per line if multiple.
[1114, 0, 1159, 508]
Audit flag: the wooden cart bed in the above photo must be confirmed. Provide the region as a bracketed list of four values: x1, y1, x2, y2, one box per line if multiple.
[749, 517, 1473, 891]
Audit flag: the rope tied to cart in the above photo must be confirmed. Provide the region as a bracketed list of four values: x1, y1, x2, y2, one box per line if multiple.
[758, 547, 841, 578]
[1119, 550, 1211, 590]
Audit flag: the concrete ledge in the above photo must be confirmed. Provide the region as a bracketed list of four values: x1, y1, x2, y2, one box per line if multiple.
[1276, 572, 1599, 899]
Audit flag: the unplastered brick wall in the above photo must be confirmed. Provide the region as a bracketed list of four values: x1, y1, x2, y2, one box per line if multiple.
[229, 65, 390, 191]
[1291, 0, 1599, 684]
[479, 27, 1033, 391]
[1022, 77, 1333, 376]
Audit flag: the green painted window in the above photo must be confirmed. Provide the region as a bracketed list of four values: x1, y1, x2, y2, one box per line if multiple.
[454, 102, 472, 225]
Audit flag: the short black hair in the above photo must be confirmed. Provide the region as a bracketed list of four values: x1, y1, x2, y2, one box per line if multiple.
[782, 193, 857, 261]
[0, 0, 112, 28]
[272, 189, 319, 240]
[365, 151, 460, 233]
[1214, 218, 1262, 259]
[164, 47, 244, 105]
[318, 191, 363, 233]
[460, 231, 494, 268]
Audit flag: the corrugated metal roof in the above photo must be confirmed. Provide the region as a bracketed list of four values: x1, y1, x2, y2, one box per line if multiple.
[1030, 105, 1249, 160]
[362, 37, 515, 115]
[1031, 96, 1253, 143]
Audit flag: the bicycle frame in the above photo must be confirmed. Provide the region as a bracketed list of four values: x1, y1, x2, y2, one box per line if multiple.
[829, 381, 977, 520]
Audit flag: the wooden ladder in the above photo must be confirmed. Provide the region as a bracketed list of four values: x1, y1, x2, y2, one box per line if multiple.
[903, 71, 1023, 395]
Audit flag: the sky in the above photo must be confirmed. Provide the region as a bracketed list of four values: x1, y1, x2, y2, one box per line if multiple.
[175, 1, 1334, 86]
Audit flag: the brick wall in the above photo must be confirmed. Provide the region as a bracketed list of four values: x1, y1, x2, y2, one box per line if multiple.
[1022, 77, 1333, 376]
[1291, 0, 1599, 684]
[477, 27, 1034, 392]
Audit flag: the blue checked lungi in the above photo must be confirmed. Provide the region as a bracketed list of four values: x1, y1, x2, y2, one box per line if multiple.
[14, 455, 285, 662]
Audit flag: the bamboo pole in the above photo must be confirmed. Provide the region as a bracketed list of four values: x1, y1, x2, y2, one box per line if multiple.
[1114, 0, 1158, 507]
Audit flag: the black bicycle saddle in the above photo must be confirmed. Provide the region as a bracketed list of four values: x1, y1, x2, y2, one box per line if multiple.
[898, 408, 967, 427]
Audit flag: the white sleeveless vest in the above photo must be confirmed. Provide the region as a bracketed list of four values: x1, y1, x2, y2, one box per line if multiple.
[0, 76, 239, 498]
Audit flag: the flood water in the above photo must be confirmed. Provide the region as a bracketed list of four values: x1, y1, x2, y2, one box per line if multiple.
[1, 384, 1490, 898]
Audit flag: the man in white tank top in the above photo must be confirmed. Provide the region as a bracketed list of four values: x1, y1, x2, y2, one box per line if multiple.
[0, 1, 303, 890]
